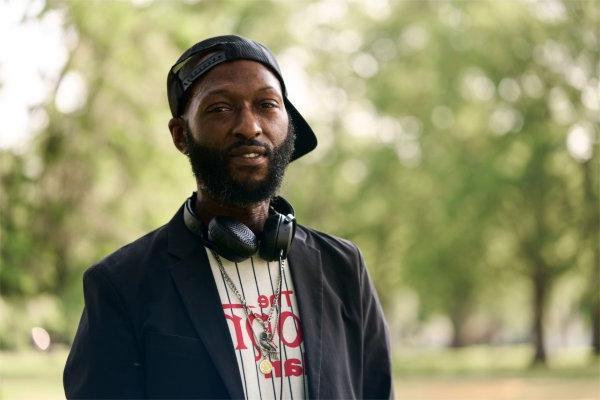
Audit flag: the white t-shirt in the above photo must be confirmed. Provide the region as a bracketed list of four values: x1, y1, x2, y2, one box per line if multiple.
[206, 249, 308, 400]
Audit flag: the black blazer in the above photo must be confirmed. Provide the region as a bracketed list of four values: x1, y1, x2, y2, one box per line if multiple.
[64, 202, 393, 399]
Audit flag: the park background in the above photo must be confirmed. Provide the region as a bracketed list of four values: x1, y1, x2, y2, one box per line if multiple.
[0, 0, 598, 399]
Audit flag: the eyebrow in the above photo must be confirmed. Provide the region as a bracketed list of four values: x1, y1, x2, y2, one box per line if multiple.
[199, 85, 281, 99]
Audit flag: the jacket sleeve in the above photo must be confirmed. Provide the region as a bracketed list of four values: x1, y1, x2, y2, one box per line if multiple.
[357, 249, 394, 399]
[63, 266, 145, 399]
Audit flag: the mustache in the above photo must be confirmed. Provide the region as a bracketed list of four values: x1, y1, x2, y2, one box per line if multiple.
[226, 139, 272, 155]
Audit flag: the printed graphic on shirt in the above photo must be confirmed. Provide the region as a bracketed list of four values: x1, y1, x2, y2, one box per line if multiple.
[207, 250, 308, 400]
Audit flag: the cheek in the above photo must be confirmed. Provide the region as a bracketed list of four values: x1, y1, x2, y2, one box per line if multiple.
[266, 113, 290, 145]
[190, 122, 228, 147]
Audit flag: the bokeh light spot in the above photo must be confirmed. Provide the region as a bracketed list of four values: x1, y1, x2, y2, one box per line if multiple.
[566, 123, 595, 162]
[31, 327, 51, 351]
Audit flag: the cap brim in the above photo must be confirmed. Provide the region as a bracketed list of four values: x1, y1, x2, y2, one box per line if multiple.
[285, 98, 317, 161]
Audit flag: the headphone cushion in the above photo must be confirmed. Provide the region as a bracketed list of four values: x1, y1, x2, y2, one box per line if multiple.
[208, 216, 258, 262]
[259, 213, 294, 261]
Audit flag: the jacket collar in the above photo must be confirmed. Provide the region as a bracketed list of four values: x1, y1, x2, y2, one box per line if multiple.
[287, 227, 323, 399]
[165, 201, 324, 399]
[166, 204, 245, 399]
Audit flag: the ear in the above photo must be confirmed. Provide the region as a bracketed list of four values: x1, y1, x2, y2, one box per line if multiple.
[168, 117, 188, 155]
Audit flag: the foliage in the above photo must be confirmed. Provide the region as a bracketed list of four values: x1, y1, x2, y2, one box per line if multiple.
[0, 0, 597, 367]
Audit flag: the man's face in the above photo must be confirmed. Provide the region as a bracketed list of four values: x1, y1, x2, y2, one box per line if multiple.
[181, 60, 294, 206]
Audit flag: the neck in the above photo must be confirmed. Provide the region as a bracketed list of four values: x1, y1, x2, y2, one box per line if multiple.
[194, 189, 270, 234]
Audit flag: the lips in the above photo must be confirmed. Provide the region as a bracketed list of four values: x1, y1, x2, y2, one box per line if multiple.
[229, 145, 268, 157]
[228, 145, 269, 167]
[242, 153, 260, 158]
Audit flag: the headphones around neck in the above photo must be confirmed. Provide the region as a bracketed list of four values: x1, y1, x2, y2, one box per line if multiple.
[183, 194, 297, 263]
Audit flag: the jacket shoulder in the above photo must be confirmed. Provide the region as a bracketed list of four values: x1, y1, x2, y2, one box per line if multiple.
[295, 224, 363, 266]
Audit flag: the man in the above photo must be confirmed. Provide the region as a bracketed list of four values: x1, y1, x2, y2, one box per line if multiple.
[64, 35, 392, 399]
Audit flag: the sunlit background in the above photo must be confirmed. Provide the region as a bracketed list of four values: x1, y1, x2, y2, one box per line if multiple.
[1, 0, 598, 399]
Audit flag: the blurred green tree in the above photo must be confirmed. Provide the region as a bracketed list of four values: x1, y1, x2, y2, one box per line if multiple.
[1, 0, 597, 368]
[284, 0, 599, 364]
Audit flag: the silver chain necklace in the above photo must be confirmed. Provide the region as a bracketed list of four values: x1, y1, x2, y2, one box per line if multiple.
[211, 249, 285, 375]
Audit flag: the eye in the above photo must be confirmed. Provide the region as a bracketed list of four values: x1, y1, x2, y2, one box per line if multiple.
[207, 105, 231, 113]
[260, 101, 279, 109]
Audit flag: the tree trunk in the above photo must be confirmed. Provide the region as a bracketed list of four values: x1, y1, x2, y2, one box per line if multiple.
[593, 304, 600, 356]
[582, 160, 600, 356]
[449, 306, 468, 348]
[590, 249, 600, 356]
[531, 268, 548, 366]
[590, 240, 600, 356]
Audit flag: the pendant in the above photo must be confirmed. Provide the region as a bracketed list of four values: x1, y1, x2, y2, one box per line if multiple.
[259, 331, 278, 359]
[259, 358, 273, 375]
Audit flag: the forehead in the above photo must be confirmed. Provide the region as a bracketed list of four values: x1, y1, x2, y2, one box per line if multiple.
[190, 59, 284, 98]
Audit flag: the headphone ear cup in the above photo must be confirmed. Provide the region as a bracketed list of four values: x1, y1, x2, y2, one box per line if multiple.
[259, 213, 295, 261]
[208, 216, 258, 262]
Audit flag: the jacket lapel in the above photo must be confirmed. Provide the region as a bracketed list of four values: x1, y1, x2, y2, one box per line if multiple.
[166, 205, 245, 399]
[288, 229, 323, 399]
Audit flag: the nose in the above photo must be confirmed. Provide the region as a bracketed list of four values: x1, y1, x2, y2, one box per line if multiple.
[232, 105, 262, 140]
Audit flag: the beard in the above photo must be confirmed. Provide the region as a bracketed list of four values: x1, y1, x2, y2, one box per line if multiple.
[185, 124, 295, 207]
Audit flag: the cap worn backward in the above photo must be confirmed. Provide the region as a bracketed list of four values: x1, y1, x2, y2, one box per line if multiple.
[167, 35, 317, 161]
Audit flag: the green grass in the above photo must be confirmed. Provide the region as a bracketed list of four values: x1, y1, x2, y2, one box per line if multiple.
[0, 347, 68, 400]
[394, 376, 600, 400]
[394, 344, 599, 377]
[1, 346, 598, 400]
[393, 345, 600, 400]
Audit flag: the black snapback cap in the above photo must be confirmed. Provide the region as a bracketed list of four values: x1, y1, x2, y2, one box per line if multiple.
[167, 35, 317, 161]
